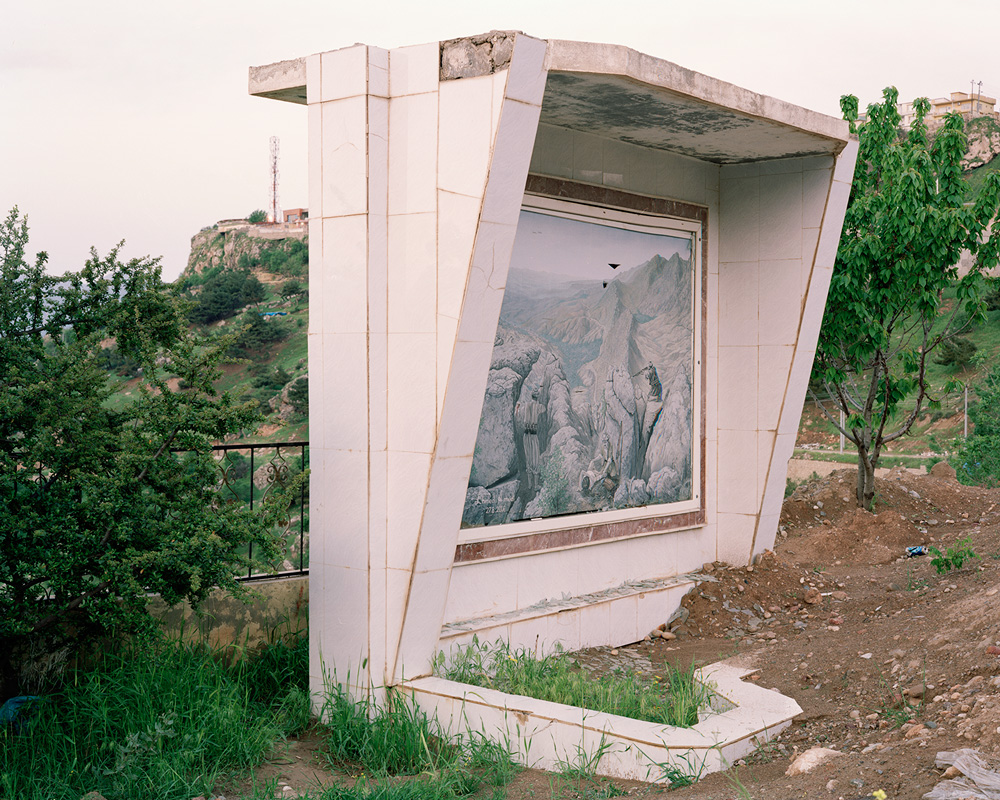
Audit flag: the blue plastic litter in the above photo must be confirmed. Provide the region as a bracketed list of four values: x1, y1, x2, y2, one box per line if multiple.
[906, 545, 929, 557]
[0, 696, 40, 730]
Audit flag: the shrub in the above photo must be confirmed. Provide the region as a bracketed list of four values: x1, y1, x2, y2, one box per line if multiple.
[933, 336, 977, 367]
[0, 207, 292, 695]
[227, 310, 294, 358]
[287, 376, 308, 413]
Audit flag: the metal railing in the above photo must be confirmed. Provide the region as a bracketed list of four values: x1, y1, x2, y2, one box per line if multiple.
[209, 440, 309, 580]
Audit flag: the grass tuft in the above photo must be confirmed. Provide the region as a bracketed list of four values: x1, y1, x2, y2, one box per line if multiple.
[437, 638, 713, 728]
[0, 637, 310, 800]
[318, 681, 518, 797]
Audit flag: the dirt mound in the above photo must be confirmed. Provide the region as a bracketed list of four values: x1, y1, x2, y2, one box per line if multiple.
[615, 468, 1000, 800]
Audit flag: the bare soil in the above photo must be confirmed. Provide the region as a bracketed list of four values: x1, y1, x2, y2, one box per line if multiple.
[230, 467, 1000, 800]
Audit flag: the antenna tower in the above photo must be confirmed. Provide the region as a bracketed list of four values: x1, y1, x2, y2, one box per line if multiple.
[269, 136, 281, 224]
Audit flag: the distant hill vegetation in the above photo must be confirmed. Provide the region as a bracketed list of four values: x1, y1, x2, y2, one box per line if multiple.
[99, 221, 312, 442]
[963, 116, 1000, 197]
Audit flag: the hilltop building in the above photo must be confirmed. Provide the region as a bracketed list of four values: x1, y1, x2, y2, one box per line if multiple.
[898, 90, 998, 128]
[284, 207, 308, 226]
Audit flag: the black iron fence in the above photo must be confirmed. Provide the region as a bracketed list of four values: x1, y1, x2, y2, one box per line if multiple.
[209, 440, 309, 580]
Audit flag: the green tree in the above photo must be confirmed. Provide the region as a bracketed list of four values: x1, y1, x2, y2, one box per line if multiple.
[954, 368, 1000, 486]
[240, 274, 266, 306]
[227, 310, 293, 359]
[287, 377, 308, 414]
[0, 208, 289, 694]
[247, 209, 267, 224]
[812, 88, 1000, 508]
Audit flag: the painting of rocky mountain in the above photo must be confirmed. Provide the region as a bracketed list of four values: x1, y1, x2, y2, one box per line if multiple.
[463, 208, 696, 529]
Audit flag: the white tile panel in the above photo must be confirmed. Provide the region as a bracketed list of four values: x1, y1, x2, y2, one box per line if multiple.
[833, 140, 859, 184]
[309, 564, 370, 685]
[717, 429, 758, 514]
[758, 259, 803, 347]
[717, 261, 759, 347]
[571, 131, 604, 184]
[367, 213, 389, 336]
[413, 455, 471, 574]
[308, 103, 323, 218]
[437, 191, 482, 321]
[579, 601, 612, 648]
[319, 215, 369, 334]
[718, 346, 757, 431]
[395, 567, 452, 679]
[368, 332, 388, 451]
[715, 513, 756, 566]
[436, 314, 459, 419]
[505, 34, 548, 105]
[480, 99, 543, 226]
[438, 75, 495, 198]
[320, 96, 369, 218]
[387, 92, 438, 216]
[389, 42, 439, 96]
[530, 123, 574, 179]
[719, 177, 760, 264]
[607, 593, 640, 644]
[369, 448, 388, 566]
[387, 451, 432, 570]
[706, 272, 719, 353]
[320, 45, 368, 102]
[759, 172, 802, 262]
[546, 609, 582, 651]
[313, 333, 370, 451]
[388, 212, 437, 333]
[369, 47, 390, 98]
[310, 449, 370, 569]
[603, 139, 629, 188]
[802, 167, 832, 229]
[387, 332, 437, 454]
[517, 548, 581, 610]
[305, 53, 321, 106]
[444, 559, 519, 623]
[625, 144, 661, 197]
[758, 345, 794, 431]
[368, 96, 390, 215]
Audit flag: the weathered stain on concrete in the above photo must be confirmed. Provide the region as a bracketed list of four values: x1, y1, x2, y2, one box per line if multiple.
[540, 72, 839, 163]
[440, 30, 520, 80]
[149, 576, 308, 649]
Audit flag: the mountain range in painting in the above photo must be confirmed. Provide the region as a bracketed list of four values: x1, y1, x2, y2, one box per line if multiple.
[463, 249, 695, 528]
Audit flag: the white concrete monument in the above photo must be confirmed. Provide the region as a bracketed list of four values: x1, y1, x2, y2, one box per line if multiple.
[249, 33, 856, 734]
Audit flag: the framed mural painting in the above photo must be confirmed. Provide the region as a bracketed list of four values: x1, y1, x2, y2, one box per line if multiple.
[459, 190, 705, 559]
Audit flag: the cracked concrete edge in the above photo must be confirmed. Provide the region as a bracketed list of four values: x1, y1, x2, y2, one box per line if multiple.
[249, 56, 307, 103]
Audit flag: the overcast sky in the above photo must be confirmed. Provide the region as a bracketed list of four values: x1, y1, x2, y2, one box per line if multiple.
[4, 0, 999, 281]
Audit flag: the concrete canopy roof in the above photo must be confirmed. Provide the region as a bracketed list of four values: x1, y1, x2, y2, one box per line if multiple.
[248, 35, 850, 163]
[541, 40, 849, 164]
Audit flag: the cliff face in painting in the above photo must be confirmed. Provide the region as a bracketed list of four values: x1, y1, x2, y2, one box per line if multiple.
[463, 209, 695, 529]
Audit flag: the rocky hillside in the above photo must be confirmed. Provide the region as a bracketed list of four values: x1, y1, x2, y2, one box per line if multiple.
[166, 221, 310, 443]
[183, 222, 307, 280]
[963, 116, 1000, 171]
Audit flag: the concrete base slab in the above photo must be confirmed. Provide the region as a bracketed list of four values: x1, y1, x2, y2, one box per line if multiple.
[400, 661, 800, 783]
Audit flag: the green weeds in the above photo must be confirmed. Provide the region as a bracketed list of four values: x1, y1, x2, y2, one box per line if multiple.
[929, 537, 978, 573]
[437, 638, 713, 729]
[319, 682, 517, 798]
[0, 637, 310, 800]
